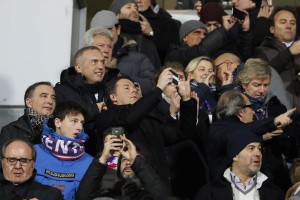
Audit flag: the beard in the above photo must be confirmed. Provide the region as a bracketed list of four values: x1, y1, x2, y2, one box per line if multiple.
[121, 167, 136, 179]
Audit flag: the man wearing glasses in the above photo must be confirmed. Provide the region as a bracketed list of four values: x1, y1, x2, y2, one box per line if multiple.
[214, 53, 292, 109]
[0, 139, 62, 199]
[206, 90, 295, 180]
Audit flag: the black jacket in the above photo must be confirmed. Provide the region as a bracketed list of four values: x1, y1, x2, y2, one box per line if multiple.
[54, 66, 104, 156]
[206, 116, 276, 179]
[0, 114, 40, 155]
[254, 36, 300, 110]
[252, 95, 298, 192]
[194, 176, 284, 200]
[165, 27, 229, 67]
[0, 170, 63, 200]
[139, 7, 180, 63]
[115, 41, 156, 95]
[119, 19, 162, 70]
[55, 66, 102, 125]
[95, 87, 197, 183]
[76, 155, 172, 200]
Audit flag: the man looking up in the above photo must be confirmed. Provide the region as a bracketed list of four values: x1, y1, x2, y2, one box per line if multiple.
[195, 130, 284, 200]
[109, 0, 161, 68]
[54, 46, 105, 155]
[0, 82, 56, 153]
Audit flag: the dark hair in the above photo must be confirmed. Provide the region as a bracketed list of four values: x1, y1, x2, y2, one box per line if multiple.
[104, 74, 135, 106]
[154, 61, 185, 84]
[52, 100, 87, 121]
[24, 81, 53, 107]
[1, 139, 37, 162]
[269, 6, 297, 27]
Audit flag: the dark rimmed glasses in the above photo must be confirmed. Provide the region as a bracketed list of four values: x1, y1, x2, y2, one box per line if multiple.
[215, 60, 234, 69]
[2, 157, 33, 166]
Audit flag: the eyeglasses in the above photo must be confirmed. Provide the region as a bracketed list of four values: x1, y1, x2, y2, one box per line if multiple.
[2, 157, 33, 166]
[215, 60, 234, 69]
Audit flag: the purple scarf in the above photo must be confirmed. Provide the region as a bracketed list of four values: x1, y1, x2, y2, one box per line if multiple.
[41, 120, 88, 160]
[41, 135, 86, 160]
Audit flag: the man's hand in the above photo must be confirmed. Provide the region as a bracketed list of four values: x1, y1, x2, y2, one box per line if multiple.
[169, 91, 181, 118]
[99, 135, 123, 164]
[274, 108, 296, 128]
[221, 71, 234, 86]
[257, 5, 274, 19]
[177, 73, 191, 101]
[139, 14, 153, 36]
[222, 15, 236, 31]
[289, 40, 300, 56]
[157, 68, 173, 91]
[120, 135, 138, 163]
[203, 72, 215, 86]
[262, 129, 283, 140]
[97, 102, 107, 112]
[194, 1, 202, 17]
[240, 12, 250, 32]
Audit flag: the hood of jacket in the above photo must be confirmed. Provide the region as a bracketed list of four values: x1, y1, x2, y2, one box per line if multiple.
[59, 66, 87, 94]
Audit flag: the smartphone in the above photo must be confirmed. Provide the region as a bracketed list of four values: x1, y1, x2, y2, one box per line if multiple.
[111, 127, 124, 138]
[232, 7, 246, 21]
[170, 70, 179, 85]
[111, 127, 124, 149]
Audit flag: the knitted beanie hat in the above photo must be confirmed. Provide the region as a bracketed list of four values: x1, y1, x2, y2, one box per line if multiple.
[179, 20, 207, 42]
[91, 10, 118, 29]
[227, 130, 262, 160]
[200, 2, 226, 24]
[109, 0, 136, 14]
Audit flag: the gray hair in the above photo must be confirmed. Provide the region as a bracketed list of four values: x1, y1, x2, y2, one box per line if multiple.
[83, 27, 114, 47]
[216, 90, 245, 119]
[236, 58, 271, 86]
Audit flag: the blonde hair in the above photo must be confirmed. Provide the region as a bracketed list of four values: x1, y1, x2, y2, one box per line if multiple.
[185, 56, 213, 77]
[236, 58, 271, 86]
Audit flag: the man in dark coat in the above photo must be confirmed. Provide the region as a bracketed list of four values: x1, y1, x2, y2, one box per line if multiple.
[95, 68, 197, 188]
[0, 82, 56, 154]
[206, 90, 295, 180]
[106, 0, 161, 69]
[76, 134, 172, 200]
[195, 130, 284, 200]
[165, 18, 236, 67]
[89, 11, 156, 94]
[254, 6, 300, 111]
[54, 46, 106, 156]
[0, 139, 62, 199]
[166, 10, 253, 67]
[135, 0, 181, 63]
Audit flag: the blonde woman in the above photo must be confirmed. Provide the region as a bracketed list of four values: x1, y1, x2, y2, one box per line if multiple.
[185, 56, 217, 123]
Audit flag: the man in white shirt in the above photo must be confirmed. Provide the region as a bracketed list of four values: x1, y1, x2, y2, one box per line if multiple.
[195, 130, 284, 200]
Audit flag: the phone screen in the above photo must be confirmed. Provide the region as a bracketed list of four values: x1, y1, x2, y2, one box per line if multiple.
[170, 70, 179, 85]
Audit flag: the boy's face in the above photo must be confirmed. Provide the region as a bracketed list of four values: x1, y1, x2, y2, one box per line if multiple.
[55, 113, 85, 138]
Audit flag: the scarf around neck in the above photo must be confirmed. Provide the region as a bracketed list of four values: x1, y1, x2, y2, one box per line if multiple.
[41, 120, 88, 160]
[119, 19, 142, 35]
[26, 107, 52, 132]
[245, 94, 267, 120]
